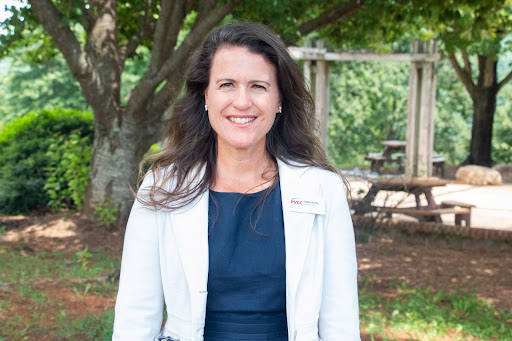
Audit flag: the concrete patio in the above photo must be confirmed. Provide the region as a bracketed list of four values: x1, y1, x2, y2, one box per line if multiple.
[345, 173, 512, 232]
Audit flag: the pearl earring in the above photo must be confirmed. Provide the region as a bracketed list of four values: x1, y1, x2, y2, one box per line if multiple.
[278, 106, 282, 114]
[205, 104, 208, 112]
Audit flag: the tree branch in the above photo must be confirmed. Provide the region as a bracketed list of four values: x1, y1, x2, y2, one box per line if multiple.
[159, 0, 191, 64]
[449, 52, 475, 98]
[150, 70, 185, 120]
[119, 1, 155, 65]
[160, 0, 241, 87]
[126, 0, 240, 118]
[26, 0, 118, 115]
[85, 0, 122, 113]
[148, 0, 175, 69]
[28, 0, 91, 79]
[461, 49, 472, 75]
[119, 35, 142, 65]
[297, 0, 365, 39]
[498, 68, 512, 90]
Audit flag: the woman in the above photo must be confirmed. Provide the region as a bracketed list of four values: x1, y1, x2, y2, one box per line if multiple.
[113, 22, 360, 341]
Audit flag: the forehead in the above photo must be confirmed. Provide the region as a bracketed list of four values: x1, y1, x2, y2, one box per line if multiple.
[210, 45, 277, 80]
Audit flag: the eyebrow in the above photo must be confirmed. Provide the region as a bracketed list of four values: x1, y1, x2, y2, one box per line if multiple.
[215, 78, 271, 86]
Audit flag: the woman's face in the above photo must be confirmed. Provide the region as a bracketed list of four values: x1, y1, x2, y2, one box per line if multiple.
[204, 46, 281, 155]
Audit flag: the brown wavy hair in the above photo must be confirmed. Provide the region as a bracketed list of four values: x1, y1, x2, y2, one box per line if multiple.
[137, 22, 341, 210]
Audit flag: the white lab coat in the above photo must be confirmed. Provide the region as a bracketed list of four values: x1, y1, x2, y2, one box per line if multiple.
[113, 160, 360, 341]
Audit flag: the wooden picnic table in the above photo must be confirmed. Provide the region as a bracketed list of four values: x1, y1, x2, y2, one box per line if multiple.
[365, 140, 447, 176]
[381, 140, 407, 153]
[352, 176, 472, 225]
[365, 140, 406, 173]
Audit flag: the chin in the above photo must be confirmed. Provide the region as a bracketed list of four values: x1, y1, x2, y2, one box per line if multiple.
[221, 138, 265, 152]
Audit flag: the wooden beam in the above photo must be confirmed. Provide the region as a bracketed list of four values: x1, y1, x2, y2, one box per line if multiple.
[288, 47, 440, 63]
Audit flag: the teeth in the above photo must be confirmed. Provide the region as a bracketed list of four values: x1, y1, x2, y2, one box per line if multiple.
[229, 117, 255, 124]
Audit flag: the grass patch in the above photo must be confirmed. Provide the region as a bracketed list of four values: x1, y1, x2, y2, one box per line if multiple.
[0, 246, 118, 340]
[55, 310, 114, 340]
[360, 281, 512, 340]
[0, 246, 118, 284]
[2, 245, 511, 340]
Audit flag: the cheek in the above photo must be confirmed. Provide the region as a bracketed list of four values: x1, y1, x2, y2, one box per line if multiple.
[207, 111, 222, 134]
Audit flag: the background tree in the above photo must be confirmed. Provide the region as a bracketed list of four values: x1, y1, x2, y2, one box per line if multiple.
[438, 2, 512, 166]
[319, 0, 512, 167]
[0, 0, 365, 224]
[0, 0, 364, 221]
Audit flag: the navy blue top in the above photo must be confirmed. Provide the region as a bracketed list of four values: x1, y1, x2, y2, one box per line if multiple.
[204, 182, 288, 340]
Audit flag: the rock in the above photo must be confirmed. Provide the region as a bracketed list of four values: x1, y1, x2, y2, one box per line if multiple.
[456, 165, 503, 185]
[493, 164, 512, 183]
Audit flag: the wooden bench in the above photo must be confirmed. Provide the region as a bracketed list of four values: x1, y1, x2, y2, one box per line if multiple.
[384, 205, 472, 226]
[432, 155, 447, 177]
[364, 152, 402, 173]
[364, 153, 388, 172]
[440, 200, 475, 226]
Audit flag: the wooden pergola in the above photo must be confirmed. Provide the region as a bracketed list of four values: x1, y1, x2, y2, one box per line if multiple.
[289, 41, 440, 177]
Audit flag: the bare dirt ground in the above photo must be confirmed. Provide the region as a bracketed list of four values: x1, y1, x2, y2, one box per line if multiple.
[1, 211, 511, 338]
[356, 232, 512, 311]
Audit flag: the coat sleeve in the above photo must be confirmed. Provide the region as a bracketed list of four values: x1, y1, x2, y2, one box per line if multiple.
[318, 174, 360, 340]
[112, 175, 164, 341]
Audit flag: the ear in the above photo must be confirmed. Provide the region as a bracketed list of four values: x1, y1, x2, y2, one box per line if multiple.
[204, 91, 208, 105]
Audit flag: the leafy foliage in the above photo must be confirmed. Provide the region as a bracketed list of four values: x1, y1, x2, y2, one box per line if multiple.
[328, 61, 409, 167]
[94, 198, 119, 228]
[493, 92, 512, 164]
[433, 60, 472, 163]
[44, 129, 92, 210]
[0, 108, 93, 214]
[0, 50, 90, 125]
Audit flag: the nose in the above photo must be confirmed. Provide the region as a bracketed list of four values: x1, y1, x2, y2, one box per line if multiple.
[232, 87, 252, 110]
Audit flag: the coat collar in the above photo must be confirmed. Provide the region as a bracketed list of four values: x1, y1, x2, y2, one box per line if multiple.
[170, 160, 319, 307]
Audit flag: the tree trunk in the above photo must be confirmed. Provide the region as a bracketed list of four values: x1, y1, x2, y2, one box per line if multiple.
[451, 53, 501, 167]
[464, 87, 497, 166]
[83, 112, 156, 225]
[460, 55, 499, 167]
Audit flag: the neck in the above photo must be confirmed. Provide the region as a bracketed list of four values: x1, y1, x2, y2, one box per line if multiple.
[212, 144, 277, 193]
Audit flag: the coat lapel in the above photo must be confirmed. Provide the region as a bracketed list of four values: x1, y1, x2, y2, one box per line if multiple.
[278, 160, 318, 302]
[169, 165, 210, 299]
[170, 191, 209, 294]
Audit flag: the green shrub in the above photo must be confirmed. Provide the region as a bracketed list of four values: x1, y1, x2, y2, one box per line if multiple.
[94, 198, 119, 228]
[44, 129, 92, 210]
[493, 142, 512, 164]
[0, 108, 93, 214]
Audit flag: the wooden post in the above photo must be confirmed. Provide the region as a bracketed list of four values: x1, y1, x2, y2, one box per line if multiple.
[303, 60, 312, 91]
[303, 39, 312, 92]
[406, 40, 438, 177]
[304, 40, 330, 150]
[315, 59, 330, 149]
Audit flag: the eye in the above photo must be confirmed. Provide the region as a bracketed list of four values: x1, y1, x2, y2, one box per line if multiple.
[251, 84, 266, 91]
[219, 82, 233, 88]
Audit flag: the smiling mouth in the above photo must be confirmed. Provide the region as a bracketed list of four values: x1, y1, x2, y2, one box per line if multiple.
[228, 117, 255, 124]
